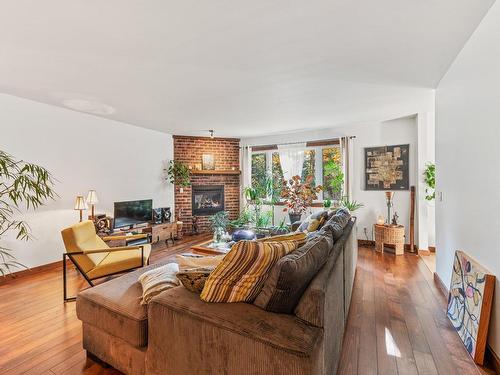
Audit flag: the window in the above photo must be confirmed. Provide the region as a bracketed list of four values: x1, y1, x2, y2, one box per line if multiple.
[251, 153, 266, 198]
[272, 152, 284, 197]
[302, 150, 316, 187]
[251, 143, 342, 202]
[322, 147, 342, 200]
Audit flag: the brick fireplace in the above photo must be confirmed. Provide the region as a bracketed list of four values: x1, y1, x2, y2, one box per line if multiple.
[173, 135, 240, 233]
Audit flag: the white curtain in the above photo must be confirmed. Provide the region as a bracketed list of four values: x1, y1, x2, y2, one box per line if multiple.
[278, 143, 306, 181]
[240, 146, 252, 206]
[340, 136, 354, 199]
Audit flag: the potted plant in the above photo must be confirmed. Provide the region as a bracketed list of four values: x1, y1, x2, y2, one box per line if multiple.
[0, 150, 56, 275]
[323, 198, 332, 209]
[340, 197, 364, 212]
[208, 211, 230, 243]
[166, 160, 190, 192]
[281, 175, 322, 224]
[423, 162, 435, 201]
[230, 208, 253, 229]
[270, 218, 290, 236]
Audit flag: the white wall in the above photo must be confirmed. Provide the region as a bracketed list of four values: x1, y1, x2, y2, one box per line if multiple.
[0, 94, 174, 270]
[436, 1, 500, 355]
[242, 116, 429, 246]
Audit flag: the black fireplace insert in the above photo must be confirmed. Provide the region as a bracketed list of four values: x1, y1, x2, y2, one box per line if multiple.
[192, 185, 225, 215]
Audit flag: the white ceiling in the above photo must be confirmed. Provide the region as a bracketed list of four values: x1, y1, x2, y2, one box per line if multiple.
[0, 0, 494, 137]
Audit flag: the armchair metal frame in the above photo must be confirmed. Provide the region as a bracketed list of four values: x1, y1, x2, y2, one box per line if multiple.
[63, 245, 146, 302]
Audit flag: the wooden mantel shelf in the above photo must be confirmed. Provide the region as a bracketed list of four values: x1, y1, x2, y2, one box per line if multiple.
[190, 169, 241, 175]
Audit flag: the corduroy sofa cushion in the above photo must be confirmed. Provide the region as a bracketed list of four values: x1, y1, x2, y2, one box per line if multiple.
[253, 230, 334, 313]
[326, 208, 351, 240]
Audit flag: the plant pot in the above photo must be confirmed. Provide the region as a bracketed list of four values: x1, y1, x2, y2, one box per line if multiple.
[270, 227, 290, 236]
[288, 213, 302, 224]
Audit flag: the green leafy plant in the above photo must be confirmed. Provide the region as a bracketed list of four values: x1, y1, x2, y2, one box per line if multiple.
[230, 208, 253, 228]
[244, 186, 261, 204]
[270, 218, 290, 235]
[254, 210, 272, 228]
[423, 162, 435, 201]
[0, 150, 56, 275]
[166, 160, 190, 187]
[323, 198, 332, 209]
[208, 211, 230, 231]
[340, 197, 364, 212]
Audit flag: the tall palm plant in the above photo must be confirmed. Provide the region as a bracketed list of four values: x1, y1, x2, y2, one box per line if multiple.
[0, 150, 56, 275]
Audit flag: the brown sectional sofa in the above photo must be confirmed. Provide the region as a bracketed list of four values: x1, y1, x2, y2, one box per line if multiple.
[76, 217, 358, 375]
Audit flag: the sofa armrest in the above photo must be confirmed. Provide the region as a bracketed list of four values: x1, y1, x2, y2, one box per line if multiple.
[149, 287, 320, 356]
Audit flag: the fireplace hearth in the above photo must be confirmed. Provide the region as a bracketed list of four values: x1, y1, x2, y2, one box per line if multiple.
[192, 185, 225, 215]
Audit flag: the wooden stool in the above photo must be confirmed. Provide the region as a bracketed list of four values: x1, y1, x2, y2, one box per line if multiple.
[374, 224, 405, 255]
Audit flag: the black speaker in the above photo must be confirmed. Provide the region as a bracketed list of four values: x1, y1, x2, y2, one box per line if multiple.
[152, 208, 163, 224]
[161, 207, 172, 223]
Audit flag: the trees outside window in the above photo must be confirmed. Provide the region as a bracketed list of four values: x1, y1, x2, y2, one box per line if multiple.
[251, 144, 342, 202]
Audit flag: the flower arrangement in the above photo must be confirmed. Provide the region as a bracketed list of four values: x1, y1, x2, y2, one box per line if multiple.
[281, 175, 322, 215]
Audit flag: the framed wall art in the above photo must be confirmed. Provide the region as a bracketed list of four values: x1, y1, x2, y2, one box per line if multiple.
[365, 144, 409, 190]
[202, 154, 215, 170]
[446, 250, 495, 365]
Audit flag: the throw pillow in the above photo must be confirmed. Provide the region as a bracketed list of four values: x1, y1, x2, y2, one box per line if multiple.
[326, 208, 351, 240]
[253, 230, 333, 313]
[176, 254, 225, 270]
[256, 232, 306, 247]
[297, 210, 329, 233]
[177, 267, 214, 294]
[200, 240, 299, 303]
[138, 263, 179, 305]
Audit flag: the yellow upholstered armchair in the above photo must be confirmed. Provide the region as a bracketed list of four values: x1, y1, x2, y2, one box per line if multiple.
[61, 220, 151, 301]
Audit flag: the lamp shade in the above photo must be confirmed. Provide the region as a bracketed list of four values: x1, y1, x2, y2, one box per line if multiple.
[86, 190, 99, 205]
[74, 196, 88, 210]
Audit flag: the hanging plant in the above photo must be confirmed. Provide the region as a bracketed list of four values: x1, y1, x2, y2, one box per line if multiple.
[166, 160, 191, 187]
[423, 162, 435, 201]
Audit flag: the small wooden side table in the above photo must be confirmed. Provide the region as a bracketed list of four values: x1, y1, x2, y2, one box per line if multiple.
[374, 224, 405, 255]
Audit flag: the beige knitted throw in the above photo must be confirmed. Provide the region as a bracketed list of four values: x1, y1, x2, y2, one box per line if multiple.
[138, 263, 179, 305]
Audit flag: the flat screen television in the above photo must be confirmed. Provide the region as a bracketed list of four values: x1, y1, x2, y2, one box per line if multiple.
[113, 199, 153, 229]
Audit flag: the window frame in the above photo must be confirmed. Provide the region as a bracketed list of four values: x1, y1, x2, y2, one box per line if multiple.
[251, 143, 342, 203]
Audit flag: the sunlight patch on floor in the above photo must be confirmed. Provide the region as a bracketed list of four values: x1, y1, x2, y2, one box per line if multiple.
[385, 327, 401, 358]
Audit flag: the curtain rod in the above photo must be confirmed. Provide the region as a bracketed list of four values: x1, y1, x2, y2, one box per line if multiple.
[241, 136, 356, 149]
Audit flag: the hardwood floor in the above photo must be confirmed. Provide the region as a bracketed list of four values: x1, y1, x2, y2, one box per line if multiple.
[0, 237, 494, 375]
[338, 247, 495, 375]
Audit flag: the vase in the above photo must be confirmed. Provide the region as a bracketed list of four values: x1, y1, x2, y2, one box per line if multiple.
[288, 212, 302, 224]
[231, 229, 256, 242]
[213, 227, 224, 243]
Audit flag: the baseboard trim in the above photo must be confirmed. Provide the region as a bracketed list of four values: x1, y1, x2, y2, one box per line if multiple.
[485, 346, 500, 374]
[418, 248, 431, 256]
[433, 272, 500, 372]
[357, 239, 417, 252]
[358, 239, 375, 247]
[0, 259, 64, 282]
[433, 272, 448, 296]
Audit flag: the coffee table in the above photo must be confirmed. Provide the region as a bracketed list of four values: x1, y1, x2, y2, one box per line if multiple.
[191, 239, 232, 255]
